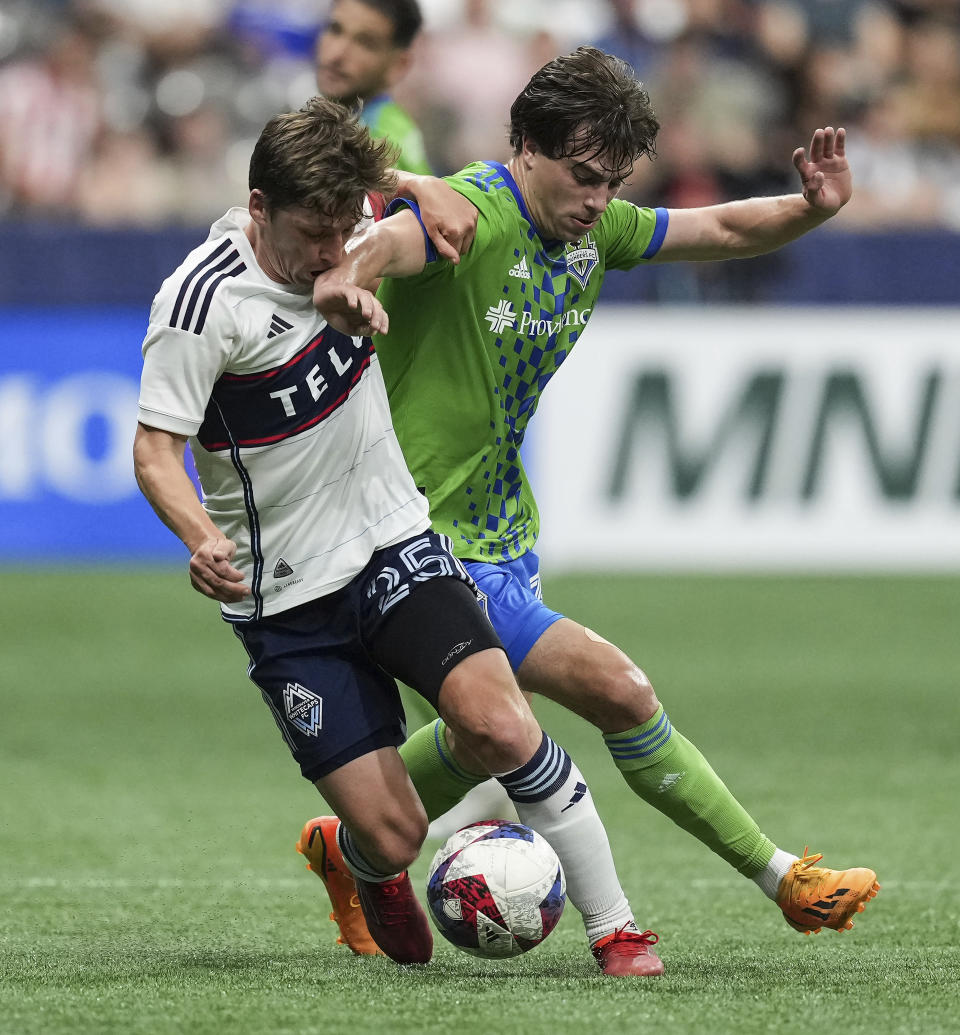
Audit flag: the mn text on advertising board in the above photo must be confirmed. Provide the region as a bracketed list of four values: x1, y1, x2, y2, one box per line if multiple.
[534, 307, 960, 571]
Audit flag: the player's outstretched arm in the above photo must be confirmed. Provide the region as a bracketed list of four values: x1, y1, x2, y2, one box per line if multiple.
[393, 170, 478, 263]
[654, 126, 852, 263]
[133, 424, 249, 603]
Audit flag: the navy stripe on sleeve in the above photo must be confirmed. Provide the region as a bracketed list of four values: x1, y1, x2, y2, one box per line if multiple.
[383, 198, 438, 263]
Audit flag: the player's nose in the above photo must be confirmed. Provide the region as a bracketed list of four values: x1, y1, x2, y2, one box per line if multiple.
[582, 189, 606, 216]
[317, 233, 346, 265]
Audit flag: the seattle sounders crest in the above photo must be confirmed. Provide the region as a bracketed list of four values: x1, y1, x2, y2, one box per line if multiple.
[566, 233, 599, 289]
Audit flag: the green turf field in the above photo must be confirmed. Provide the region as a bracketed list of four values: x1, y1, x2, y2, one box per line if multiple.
[1, 570, 958, 1034]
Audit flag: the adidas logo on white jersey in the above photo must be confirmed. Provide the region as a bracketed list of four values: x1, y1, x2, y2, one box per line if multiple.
[267, 313, 293, 339]
[508, 256, 531, 280]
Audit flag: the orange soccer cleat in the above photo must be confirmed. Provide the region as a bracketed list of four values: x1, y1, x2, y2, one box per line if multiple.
[777, 846, 880, 934]
[296, 816, 382, 956]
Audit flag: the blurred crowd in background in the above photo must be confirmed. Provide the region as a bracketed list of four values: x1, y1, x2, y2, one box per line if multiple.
[1, 0, 959, 229]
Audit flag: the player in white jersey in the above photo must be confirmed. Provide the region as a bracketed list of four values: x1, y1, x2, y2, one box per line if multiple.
[134, 96, 664, 975]
[138, 202, 430, 620]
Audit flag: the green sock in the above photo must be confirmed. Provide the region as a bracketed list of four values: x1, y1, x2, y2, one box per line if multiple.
[605, 705, 776, 877]
[399, 719, 485, 821]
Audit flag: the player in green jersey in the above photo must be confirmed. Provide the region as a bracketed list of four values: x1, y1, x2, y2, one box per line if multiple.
[310, 46, 881, 955]
[316, 0, 432, 175]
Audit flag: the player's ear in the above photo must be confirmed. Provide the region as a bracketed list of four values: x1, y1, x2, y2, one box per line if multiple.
[248, 189, 269, 226]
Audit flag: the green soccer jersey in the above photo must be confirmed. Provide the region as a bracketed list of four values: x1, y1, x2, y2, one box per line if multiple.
[376, 160, 668, 563]
[360, 94, 432, 175]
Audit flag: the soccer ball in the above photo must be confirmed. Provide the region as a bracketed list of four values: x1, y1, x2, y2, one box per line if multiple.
[425, 820, 566, 958]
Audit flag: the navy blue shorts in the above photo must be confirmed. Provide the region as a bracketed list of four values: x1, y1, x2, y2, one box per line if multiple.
[233, 531, 503, 782]
[465, 551, 563, 671]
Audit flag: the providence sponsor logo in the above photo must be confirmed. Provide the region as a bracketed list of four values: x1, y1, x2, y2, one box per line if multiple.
[517, 308, 591, 338]
[484, 300, 516, 334]
[483, 301, 591, 339]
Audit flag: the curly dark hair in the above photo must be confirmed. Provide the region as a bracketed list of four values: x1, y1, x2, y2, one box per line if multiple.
[509, 46, 659, 176]
[248, 96, 398, 224]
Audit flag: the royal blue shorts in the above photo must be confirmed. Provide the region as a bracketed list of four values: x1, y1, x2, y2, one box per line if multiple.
[465, 551, 563, 671]
[233, 531, 501, 782]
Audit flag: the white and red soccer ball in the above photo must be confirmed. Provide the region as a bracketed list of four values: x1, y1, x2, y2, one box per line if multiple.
[425, 820, 566, 958]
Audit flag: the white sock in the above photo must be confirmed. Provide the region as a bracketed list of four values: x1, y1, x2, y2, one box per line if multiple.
[497, 733, 637, 945]
[753, 848, 798, 901]
[426, 779, 518, 841]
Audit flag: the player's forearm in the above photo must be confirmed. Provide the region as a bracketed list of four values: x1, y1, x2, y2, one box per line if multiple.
[660, 194, 835, 261]
[715, 194, 836, 256]
[342, 214, 427, 285]
[133, 427, 222, 553]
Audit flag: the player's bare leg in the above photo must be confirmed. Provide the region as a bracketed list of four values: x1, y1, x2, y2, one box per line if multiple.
[312, 747, 433, 964]
[518, 619, 880, 933]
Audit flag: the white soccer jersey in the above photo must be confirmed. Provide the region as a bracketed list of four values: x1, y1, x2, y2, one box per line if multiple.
[138, 207, 430, 621]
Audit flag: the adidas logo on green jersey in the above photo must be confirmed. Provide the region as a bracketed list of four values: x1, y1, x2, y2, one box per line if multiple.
[508, 256, 531, 280]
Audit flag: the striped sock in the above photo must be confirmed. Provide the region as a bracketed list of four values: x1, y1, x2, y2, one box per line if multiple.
[497, 733, 637, 945]
[605, 706, 776, 877]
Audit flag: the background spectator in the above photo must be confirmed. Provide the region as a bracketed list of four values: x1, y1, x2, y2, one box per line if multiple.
[0, 0, 958, 229]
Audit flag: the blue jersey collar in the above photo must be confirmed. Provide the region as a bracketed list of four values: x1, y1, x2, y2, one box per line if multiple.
[484, 160, 563, 252]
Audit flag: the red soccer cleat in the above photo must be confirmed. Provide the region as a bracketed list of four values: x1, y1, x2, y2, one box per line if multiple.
[591, 926, 664, 977]
[355, 871, 434, 965]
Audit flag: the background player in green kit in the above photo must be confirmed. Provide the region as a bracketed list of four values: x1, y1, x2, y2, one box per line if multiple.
[316, 0, 432, 176]
[309, 46, 881, 947]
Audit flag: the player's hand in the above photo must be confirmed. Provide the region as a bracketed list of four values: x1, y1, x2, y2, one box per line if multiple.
[189, 535, 250, 603]
[792, 127, 852, 216]
[313, 275, 389, 336]
[401, 173, 477, 263]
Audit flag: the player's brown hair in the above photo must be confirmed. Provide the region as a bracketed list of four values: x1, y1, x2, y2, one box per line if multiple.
[249, 96, 398, 223]
[342, 0, 423, 48]
[509, 46, 659, 177]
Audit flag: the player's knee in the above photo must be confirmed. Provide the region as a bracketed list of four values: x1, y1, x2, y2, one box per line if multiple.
[439, 650, 540, 772]
[360, 811, 428, 873]
[588, 658, 659, 731]
[452, 707, 541, 775]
